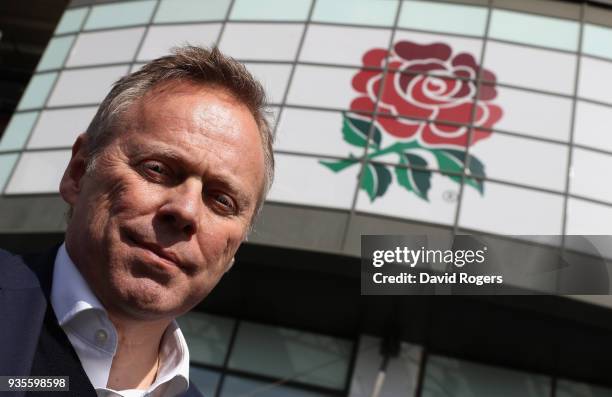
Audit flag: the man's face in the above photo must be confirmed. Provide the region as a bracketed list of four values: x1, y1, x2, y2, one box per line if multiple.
[60, 82, 265, 321]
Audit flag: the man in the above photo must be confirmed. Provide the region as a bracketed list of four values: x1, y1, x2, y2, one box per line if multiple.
[0, 46, 274, 396]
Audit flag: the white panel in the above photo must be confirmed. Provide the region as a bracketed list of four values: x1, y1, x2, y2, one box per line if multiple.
[393, 30, 483, 64]
[218, 23, 304, 61]
[566, 198, 612, 235]
[137, 24, 222, 61]
[459, 182, 564, 234]
[493, 86, 572, 141]
[469, 133, 568, 192]
[570, 148, 612, 203]
[28, 107, 98, 149]
[243, 63, 291, 105]
[267, 154, 358, 209]
[349, 335, 421, 397]
[47, 66, 129, 107]
[276, 108, 367, 157]
[574, 100, 612, 152]
[66, 28, 144, 67]
[578, 57, 612, 105]
[484, 41, 576, 95]
[356, 171, 459, 226]
[300, 25, 391, 67]
[5, 150, 71, 194]
[287, 65, 360, 110]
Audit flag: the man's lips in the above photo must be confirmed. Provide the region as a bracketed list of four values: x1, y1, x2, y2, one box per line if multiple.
[125, 234, 187, 270]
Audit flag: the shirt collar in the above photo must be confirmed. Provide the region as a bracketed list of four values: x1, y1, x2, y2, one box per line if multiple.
[50, 243, 190, 394]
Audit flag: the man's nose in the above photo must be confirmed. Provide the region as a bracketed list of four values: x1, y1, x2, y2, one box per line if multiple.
[158, 180, 202, 235]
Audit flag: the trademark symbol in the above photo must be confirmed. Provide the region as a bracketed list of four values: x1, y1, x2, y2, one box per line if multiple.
[443, 190, 458, 203]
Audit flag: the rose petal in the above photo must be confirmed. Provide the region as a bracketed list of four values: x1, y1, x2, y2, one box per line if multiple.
[422, 122, 471, 147]
[436, 102, 476, 125]
[350, 96, 376, 113]
[451, 80, 473, 99]
[363, 48, 389, 68]
[352, 69, 383, 94]
[377, 114, 422, 139]
[398, 62, 447, 92]
[394, 41, 451, 62]
[452, 53, 478, 70]
[380, 71, 433, 118]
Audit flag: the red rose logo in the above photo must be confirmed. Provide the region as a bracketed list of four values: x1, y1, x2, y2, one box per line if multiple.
[351, 41, 502, 148]
[321, 40, 503, 202]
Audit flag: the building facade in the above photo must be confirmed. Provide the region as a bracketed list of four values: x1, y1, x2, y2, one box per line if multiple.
[2, 0, 612, 395]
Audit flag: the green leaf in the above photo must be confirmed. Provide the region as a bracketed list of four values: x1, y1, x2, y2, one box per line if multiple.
[342, 114, 382, 149]
[361, 162, 392, 201]
[434, 149, 486, 195]
[320, 157, 359, 173]
[396, 153, 432, 200]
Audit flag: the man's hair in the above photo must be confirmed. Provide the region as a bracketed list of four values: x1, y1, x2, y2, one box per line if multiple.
[84, 45, 274, 215]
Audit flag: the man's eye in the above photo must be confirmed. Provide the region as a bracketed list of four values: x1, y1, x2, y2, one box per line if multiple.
[142, 161, 170, 179]
[213, 193, 236, 212]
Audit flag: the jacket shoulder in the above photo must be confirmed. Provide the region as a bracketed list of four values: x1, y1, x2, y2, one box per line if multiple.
[0, 248, 43, 290]
[182, 383, 205, 397]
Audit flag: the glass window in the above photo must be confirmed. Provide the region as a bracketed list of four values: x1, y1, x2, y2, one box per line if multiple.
[269, 152, 358, 209]
[299, 25, 392, 68]
[220, 375, 335, 397]
[566, 198, 612, 235]
[137, 24, 222, 61]
[5, 150, 71, 194]
[189, 367, 221, 397]
[27, 107, 97, 149]
[219, 23, 304, 61]
[570, 147, 612, 204]
[154, 0, 231, 23]
[230, 0, 312, 21]
[286, 65, 367, 111]
[0, 112, 39, 152]
[459, 180, 564, 234]
[557, 379, 612, 397]
[84, 0, 156, 30]
[228, 321, 352, 389]
[356, 166, 459, 226]
[349, 336, 421, 397]
[422, 355, 551, 397]
[0, 154, 19, 194]
[399, 0, 487, 37]
[483, 41, 576, 95]
[312, 0, 398, 27]
[66, 28, 144, 67]
[243, 63, 292, 105]
[37, 36, 76, 71]
[47, 65, 129, 107]
[55, 7, 88, 34]
[489, 9, 579, 52]
[578, 57, 612, 105]
[275, 108, 370, 158]
[574, 100, 612, 152]
[583, 24, 612, 61]
[492, 86, 572, 142]
[17, 73, 58, 111]
[469, 132, 568, 192]
[176, 312, 235, 366]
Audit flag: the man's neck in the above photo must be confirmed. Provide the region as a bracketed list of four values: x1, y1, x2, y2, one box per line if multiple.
[106, 314, 172, 390]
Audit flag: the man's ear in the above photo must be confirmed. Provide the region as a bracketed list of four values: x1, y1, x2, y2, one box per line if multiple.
[59, 133, 89, 206]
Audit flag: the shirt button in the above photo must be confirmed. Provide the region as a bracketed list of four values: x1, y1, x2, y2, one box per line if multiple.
[95, 329, 108, 345]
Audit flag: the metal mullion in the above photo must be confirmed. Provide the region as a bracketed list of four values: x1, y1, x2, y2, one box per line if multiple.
[560, 2, 586, 262]
[339, 0, 403, 252]
[214, 318, 240, 397]
[451, 0, 494, 236]
[268, 0, 317, 140]
[214, 0, 236, 47]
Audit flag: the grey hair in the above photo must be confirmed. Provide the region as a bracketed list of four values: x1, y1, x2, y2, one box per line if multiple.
[84, 46, 275, 216]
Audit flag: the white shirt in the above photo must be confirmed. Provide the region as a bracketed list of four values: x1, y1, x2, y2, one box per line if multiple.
[50, 243, 190, 397]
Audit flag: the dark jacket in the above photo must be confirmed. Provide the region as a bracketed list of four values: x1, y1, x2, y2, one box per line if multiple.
[0, 247, 203, 397]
